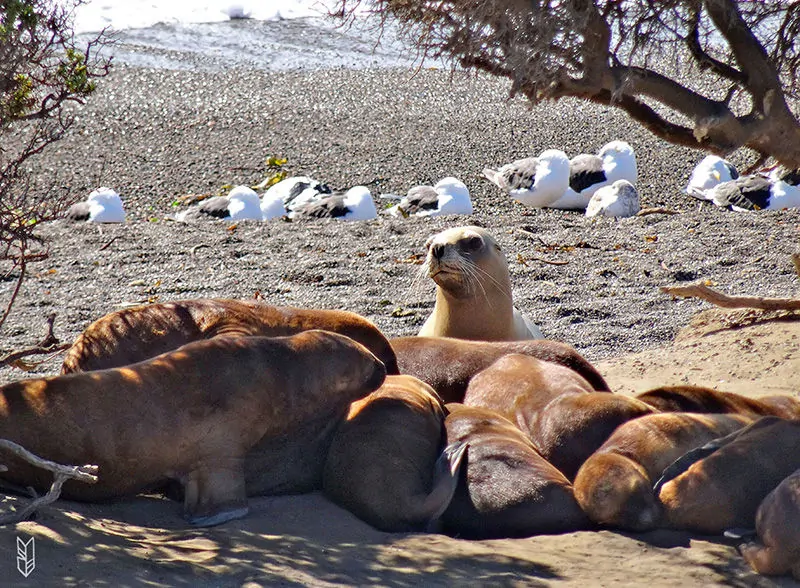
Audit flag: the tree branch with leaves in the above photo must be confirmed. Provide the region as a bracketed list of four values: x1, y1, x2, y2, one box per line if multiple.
[0, 0, 111, 332]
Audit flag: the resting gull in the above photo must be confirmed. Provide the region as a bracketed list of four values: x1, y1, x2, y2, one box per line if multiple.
[290, 186, 378, 221]
[685, 155, 739, 200]
[707, 174, 800, 211]
[175, 185, 262, 222]
[65, 187, 126, 223]
[585, 180, 640, 218]
[482, 149, 570, 208]
[547, 140, 638, 210]
[384, 177, 473, 217]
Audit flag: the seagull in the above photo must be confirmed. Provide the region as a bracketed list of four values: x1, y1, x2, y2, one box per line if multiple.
[708, 174, 800, 211]
[290, 186, 378, 221]
[263, 176, 332, 211]
[65, 187, 126, 223]
[685, 155, 739, 200]
[175, 185, 262, 222]
[585, 180, 641, 218]
[482, 149, 570, 208]
[260, 191, 288, 220]
[385, 177, 473, 217]
[547, 140, 638, 210]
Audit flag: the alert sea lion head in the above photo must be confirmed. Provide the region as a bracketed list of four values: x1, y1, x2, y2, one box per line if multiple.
[423, 226, 511, 300]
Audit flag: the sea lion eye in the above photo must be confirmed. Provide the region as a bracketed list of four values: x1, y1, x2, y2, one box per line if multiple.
[461, 236, 483, 252]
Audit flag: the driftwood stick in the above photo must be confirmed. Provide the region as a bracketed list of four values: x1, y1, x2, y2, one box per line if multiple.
[636, 207, 680, 216]
[0, 439, 99, 525]
[793, 253, 800, 279]
[0, 313, 70, 369]
[661, 283, 800, 311]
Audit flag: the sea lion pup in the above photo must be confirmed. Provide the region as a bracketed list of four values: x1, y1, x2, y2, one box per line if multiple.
[0, 331, 386, 526]
[418, 225, 542, 340]
[573, 412, 752, 531]
[61, 298, 399, 375]
[740, 468, 800, 579]
[463, 353, 599, 420]
[528, 391, 657, 480]
[391, 336, 610, 403]
[322, 375, 466, 532]
[658, 417, 800, 534]
[441, 403, 590, 539]
[636, 385, 800, 419]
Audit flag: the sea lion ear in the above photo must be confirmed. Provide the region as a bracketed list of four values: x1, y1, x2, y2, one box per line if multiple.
[424, 237, 434, 251]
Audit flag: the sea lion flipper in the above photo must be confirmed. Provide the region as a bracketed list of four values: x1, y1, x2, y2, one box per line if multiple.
[422, 440, 469, 531]
[653, 438, 727, 494]
[183, 460, 249, 527]
[724, 527, 757, 541]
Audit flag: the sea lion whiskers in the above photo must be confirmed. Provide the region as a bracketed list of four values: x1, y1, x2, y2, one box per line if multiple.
[451, 254, 492, 305]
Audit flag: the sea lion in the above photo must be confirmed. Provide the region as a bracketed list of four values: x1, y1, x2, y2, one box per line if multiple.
[528, 391, 657, 480]
[322, 375, 466, 532]
[391, 336, 609, 403]
[61, 298, 399, 375]
[740, 468, 800, 579]
[418, 226, 542, 340]
[0, 330, 386, 526]
[573, 412, 752, 531]
[463, 353, 598, 421]
[658, 417, 800, 534]
[441, 403, 590, 539]
[636, 385, 800, 419]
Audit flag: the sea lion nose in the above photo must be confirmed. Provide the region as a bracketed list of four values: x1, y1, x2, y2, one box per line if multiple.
[431, 244, 445, 260]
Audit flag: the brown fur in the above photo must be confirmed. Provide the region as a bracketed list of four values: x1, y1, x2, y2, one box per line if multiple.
[391, 336, 609, 403]
[463, 353, 598, 422]
[636, 385, 800, 419]
[528, 392, 657, 480]
[0, 331, 386, 526]
[61, 298, 399, 375]
[441, 403, 590, 539]
[574, 413, 751, 531]
[322, 375, 452, 532]
[741, 468, 800, 579]
[659, 417, 800, 534]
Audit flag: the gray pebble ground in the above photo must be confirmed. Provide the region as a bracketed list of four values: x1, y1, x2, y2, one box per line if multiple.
[1, 19, 798, 383]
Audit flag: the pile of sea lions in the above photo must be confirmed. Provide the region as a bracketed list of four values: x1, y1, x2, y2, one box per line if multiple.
[1, 225, 799, 580]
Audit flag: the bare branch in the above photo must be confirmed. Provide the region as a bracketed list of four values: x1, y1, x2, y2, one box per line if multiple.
[661, 283, 800, 311]
[0, 439, 98, 525]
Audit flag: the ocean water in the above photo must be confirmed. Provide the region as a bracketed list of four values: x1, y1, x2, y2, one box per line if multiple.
[69, 0, 425, 71]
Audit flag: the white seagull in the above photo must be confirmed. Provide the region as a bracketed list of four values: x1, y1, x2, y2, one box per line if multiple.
[65, 187, 126, 223]
[385, 177, 473, 217]
[547, 140, 638, 210]
[260, 191, 288, 220]
[290, 186, 378, 221]
[175, 185, 262, 222]
[685, 155, 739, 200]
[263, 176, 332, 211]
[482, 149, 571, 208]
[585, 179, 641, 218]
[708, 174, 800, 211]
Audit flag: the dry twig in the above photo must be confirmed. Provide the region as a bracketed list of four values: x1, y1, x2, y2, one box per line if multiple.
[0, 439, 99, 525]
[0, 313, 70, 369]
[661, 283, 800, 311]
[636, 207, 680, 216]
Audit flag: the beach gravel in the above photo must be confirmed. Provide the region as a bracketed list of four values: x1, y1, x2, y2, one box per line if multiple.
[1, 57, 799, 383]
